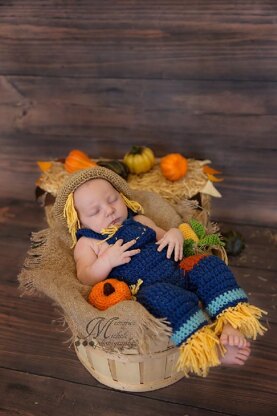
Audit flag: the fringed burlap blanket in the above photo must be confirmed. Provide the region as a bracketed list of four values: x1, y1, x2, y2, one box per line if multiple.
[19, 167, 205, 352]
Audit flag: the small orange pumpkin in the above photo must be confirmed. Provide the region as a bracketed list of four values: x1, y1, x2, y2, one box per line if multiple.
[64, 149, 97, 173]
[88, 278, 132, 310]
[160, 153, 188, 181]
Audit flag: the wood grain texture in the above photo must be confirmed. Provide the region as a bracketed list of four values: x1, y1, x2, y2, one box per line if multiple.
[0, 2, 277, 414]
[0, 197, 276, 416]
[0, 0, 277, 225]
[1, 315, 276, 416]
[0, 1, 277, 80]
[0, 73, 276, 224]
[0, 369, 236, 416]
[0, 278, 276, 416]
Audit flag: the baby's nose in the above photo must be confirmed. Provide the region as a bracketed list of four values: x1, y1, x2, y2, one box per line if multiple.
[105, 204, 115, 216]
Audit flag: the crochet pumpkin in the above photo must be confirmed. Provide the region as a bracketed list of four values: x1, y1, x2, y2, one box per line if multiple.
[65, 149, 97, 173]
[88, 278, 132, 310]
[160, 153, 188, 181]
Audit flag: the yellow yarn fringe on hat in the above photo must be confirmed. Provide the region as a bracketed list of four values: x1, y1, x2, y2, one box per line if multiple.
[177, 325, 223, 377]
[120, 193, 144, 214]
[211, 303, 267, 340]
[63, 192, 80, 248]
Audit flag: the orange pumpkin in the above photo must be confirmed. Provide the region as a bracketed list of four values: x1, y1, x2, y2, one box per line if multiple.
[88, 278, 132, 310]
[160, 153, 188, 181]
[64, 149, 97, 173]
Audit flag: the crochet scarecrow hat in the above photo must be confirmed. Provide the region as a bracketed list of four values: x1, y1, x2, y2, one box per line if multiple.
[55, 166, 133, 221]
[52, 166, 145, 248]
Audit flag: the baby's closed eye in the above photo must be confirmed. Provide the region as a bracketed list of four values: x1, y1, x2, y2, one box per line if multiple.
[107, 195, 118, 203]
[89, 208, 100, 216]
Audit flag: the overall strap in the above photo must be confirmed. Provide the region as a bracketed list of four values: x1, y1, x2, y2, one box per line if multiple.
[76, 228, 105, 241]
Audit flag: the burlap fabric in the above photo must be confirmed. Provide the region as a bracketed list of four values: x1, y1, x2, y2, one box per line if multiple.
[19, 167, 199, 352]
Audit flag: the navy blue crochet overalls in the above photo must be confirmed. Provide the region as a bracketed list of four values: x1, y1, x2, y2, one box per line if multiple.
[77, 215, 248, 346]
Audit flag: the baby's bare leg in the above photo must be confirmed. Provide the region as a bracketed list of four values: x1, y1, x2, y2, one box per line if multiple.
[219, 323, 251, 365]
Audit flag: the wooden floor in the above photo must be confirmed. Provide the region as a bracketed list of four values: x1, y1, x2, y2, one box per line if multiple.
[0, 199, 276, 416]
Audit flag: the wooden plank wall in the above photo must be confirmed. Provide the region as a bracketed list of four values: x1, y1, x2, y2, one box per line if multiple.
[0, 1, 276, 225]
[0, 0, 277, 225]
[1, 3, 277, 416]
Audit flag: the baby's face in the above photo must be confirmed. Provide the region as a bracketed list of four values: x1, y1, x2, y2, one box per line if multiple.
[73, 179, 128, 233]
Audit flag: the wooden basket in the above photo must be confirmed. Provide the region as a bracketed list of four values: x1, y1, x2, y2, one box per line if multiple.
[75, 337, 184, 392]
[37, 157, 222, 391]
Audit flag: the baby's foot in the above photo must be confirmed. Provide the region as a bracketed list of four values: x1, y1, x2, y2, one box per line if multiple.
[220, 344, 251, 365]
[220, 323, 249, 348]
[219, 323, 251, 365]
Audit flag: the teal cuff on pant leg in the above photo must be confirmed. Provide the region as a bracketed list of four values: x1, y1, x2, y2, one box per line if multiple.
[171, 309, 208, 346]
[205, 288, 248, 318]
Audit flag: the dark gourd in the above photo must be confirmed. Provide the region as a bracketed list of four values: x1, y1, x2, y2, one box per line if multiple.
[97, 160, 129, 180]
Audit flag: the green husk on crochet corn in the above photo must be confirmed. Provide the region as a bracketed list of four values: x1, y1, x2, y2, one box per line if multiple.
[189, 218, 206, 240]
[198, 234, 224, 249]
[183, 239, 196, 257]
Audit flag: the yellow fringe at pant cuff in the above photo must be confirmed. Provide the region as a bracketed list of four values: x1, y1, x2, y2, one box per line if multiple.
[211, 303, 267, 340]
[177, 325, 222, 378]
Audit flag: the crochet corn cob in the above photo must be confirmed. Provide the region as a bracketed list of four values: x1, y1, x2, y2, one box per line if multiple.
[179, 223, 199, 242]
[179, 219, 226, 258]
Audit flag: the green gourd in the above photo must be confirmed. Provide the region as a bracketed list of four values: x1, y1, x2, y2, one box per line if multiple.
[97, 160, 129, 180]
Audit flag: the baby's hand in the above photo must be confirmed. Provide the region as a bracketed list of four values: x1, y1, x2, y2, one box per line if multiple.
[156, 228, 183, 261]
[101, 239, 140, 268]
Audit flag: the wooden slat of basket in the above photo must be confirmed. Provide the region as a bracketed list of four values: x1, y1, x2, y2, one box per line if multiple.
[86, 347, 112, 379]
[75, 343, 184, 392]
[164, 350, 180, 379]
[96, 346, 177, 364]
[115, 361, 141, 385]
[107, 359, 118, 382]
[140, 356, 167, 384]
[75, 342, 94, 371]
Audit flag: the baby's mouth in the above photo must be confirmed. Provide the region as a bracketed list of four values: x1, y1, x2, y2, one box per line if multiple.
[110, 218, 120, 226]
